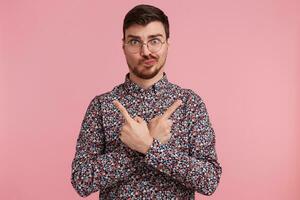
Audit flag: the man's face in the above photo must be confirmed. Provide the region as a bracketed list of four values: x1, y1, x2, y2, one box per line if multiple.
[122, 21, 169, 79]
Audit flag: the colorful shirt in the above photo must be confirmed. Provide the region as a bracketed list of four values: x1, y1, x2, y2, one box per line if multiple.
[71, 72, 222, 199]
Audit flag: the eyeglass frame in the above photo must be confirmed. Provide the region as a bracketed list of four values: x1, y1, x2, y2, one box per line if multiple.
[123, 37, 167, 54]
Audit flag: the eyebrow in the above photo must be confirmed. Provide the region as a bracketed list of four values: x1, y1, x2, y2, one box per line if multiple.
[127, 34, 164, 39]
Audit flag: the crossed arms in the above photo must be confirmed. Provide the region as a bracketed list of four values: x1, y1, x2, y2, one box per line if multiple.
[71, 93, 222, 197]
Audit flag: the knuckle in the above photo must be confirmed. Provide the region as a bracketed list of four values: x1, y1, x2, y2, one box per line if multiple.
[122, 126, 128, 132]
[125, 126, 130, 132]
[152, 117, 158, 122]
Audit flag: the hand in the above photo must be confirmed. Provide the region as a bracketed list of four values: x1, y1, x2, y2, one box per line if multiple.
[113, 100, 154, 155]
[148, 99, 183, 144]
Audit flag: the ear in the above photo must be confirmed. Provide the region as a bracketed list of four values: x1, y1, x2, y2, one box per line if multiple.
[122, 38, 125, 49]
[166, 38, 170, 46]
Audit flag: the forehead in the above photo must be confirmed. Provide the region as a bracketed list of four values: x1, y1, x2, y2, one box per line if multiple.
[124, 21, 166, 39]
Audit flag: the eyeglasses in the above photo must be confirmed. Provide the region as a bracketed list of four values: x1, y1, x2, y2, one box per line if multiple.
[124, 38, 166, 54]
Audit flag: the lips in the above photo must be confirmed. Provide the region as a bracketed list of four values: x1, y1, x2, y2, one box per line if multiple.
[143, 59, 156, 65]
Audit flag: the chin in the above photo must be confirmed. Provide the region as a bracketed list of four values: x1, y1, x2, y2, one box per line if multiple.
[136, 69, 159, 79]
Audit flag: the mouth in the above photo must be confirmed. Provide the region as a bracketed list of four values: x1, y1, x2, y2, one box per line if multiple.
[143, 59, 157, 66]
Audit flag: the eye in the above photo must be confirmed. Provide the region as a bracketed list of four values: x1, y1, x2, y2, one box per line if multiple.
[149, 38, 161, 45]
[128, 39, 141, 46]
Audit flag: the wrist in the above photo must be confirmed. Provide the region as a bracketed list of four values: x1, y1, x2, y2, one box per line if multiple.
[142, 136, 154, 155]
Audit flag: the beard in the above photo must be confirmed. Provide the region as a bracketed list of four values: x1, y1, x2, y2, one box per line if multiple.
[127, 55, 167, 80]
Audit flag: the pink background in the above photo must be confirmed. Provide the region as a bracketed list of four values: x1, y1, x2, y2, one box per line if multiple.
[1, 0, 299, 199]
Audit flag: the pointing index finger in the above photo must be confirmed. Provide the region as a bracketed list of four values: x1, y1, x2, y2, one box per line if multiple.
[113, 100, 132, 122]
[162, 99, 183, 119]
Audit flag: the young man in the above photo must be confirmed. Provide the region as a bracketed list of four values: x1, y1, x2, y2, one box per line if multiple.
[71, 4, 222, 199]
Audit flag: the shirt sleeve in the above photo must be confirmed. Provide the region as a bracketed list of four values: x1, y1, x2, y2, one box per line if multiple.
[144, 92, 222, 196]
[71, 96, 139, 197]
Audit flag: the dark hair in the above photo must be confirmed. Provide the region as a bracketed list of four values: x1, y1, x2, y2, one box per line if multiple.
[123, 4, 169, 40]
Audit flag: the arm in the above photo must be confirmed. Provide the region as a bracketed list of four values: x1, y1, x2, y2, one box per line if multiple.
[71, 96, 138, 197]
[144, 92, 222, 195]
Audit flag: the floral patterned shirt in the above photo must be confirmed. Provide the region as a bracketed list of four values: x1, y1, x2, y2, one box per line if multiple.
[71, 72, 222, 199]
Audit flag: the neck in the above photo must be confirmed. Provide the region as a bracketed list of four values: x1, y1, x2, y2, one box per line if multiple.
[129, 71, 164, 90]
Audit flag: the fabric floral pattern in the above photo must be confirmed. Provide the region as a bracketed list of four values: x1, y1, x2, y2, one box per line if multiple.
[71, 72, 222, 199]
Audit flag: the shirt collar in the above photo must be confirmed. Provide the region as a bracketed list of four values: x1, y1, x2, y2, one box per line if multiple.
[123, 72, 169, 97]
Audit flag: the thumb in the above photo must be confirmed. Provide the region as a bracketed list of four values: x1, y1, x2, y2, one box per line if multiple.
[133, 116, 139, 122]
[134, 116, 145, 124]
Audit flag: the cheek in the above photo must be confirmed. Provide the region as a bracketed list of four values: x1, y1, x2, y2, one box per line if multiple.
[125, 54, 137, 64]
[161, 45, 168, 57]
[158, 50, 168, 61]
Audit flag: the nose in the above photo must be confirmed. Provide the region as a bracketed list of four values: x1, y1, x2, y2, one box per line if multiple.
[140, 43, 151, 57]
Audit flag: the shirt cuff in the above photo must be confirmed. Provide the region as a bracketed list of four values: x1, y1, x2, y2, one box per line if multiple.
[144, 138, 172, 175]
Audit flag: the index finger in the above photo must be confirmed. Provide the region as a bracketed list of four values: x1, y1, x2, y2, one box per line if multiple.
[113, 100, 132, 122]
[162, 99, 183, 119]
